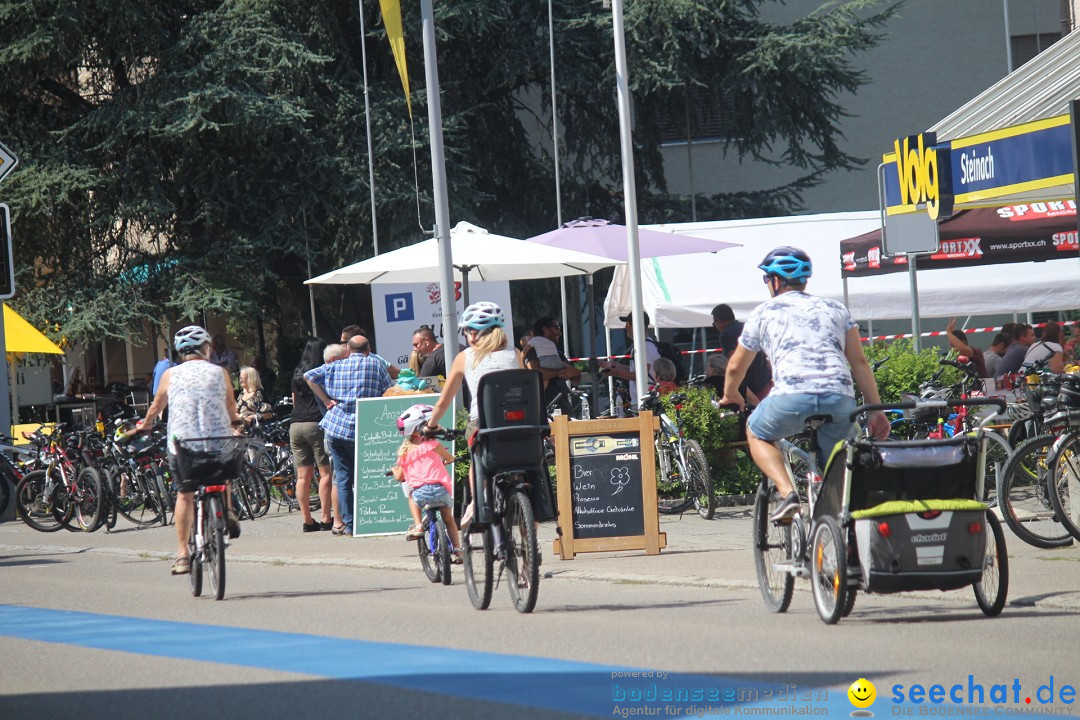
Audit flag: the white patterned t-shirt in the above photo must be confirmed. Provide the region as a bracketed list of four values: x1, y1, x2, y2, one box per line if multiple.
[739, 291, 857, 397]
[167, 359, 233, 453]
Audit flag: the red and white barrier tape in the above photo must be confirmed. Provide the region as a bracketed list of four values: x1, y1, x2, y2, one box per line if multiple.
[566, 320, 1078, 360]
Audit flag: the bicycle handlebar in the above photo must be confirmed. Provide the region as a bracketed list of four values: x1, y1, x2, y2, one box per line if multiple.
[421, 427, 465, 441]
[851, 397, 1006, 422]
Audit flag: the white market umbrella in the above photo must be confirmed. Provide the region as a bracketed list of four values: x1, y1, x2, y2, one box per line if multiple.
[306, 221, 619, 301]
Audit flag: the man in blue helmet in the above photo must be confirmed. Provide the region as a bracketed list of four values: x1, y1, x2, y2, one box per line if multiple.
[720, 246, 890, 522]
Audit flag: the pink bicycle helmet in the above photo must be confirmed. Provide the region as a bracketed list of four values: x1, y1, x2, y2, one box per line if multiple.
[397, 404, 434, 437]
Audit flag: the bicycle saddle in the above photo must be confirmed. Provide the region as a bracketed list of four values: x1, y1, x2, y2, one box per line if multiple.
[803, 415, 833, 429]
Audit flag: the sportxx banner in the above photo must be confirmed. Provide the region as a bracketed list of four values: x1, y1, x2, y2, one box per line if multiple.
[840, 199, 1078, 278]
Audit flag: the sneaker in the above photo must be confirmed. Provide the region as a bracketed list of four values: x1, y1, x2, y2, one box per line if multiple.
[769, 492, 802, 524]
[405, 523, 425, 541]
[302, 521, 321, 533]
[227, 509, 241, 539]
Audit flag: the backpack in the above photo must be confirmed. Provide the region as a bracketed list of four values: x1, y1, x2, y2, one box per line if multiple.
[647, 338, 687, 384]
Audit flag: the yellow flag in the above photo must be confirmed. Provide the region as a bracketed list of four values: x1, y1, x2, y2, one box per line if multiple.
[378, 0, 412, 118]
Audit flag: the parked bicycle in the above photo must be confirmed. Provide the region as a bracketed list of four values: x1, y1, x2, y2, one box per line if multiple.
[15, 425, 103, 533]
[997, 370, 1080, 548]
[639, 389, 714, 519]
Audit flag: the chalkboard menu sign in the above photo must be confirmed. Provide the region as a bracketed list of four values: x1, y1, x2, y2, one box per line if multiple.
[569, 431, 645, 539]
[552, 413, 666, 559]
[352, 393, 453, 537]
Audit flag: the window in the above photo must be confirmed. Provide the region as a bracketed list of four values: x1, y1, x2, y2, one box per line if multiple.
[657, 85, 738, 145]
[1010, 32, 1062, 69]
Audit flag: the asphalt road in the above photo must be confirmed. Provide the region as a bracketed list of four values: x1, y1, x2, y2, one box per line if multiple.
[2, 509, 1079, 719]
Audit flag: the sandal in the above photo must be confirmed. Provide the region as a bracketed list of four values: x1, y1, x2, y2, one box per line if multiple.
[451, 549, 464, 565]
[405, 523, 425, 541]
[331, 524, 348, 536]
[171, 556, 191, 575]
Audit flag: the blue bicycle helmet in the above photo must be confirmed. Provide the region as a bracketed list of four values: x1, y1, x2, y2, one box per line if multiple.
[758, 246, 812, 282]
[460, 301, 505, 331]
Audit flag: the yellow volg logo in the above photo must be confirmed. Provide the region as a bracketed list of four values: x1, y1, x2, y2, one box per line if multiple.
[893, 133, 951, 220]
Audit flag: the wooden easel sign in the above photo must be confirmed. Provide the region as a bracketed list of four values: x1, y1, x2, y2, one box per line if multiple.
[551, 412, 667, 559]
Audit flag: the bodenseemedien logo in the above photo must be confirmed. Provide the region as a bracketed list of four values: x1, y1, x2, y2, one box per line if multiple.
[848, 678, 876, 717]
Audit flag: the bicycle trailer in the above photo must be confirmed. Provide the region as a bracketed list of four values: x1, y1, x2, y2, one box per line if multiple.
[815, 432, 993, 594]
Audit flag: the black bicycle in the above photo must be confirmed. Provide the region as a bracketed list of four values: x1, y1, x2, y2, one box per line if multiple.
[175, 436, 245, 601]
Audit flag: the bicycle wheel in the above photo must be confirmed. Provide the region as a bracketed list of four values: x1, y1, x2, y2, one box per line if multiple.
[810, 515, 848, 625]
[505, 490, 540, 614]
[1007, 418, 1030, 449]
[188, 514, 203, 597]
[230, 475, 254, 521]
[684, 440, 714, 520]
[115, 466, 163, 527]
[752, 480, 793, 613]
[240, 462, 270, 518]
[96, 462, 118, 531]
[0, 473, 10, 519]
[418, 515, 441, 583]
[841, 589, 857, 618]
[980, 430, 1011, 507]
[206, 495, 226, 600]
[15, 470, 64, 532]
[656, 440, 694, 514]
[437, 514, 452, 586]
[254, 447, 293, 510]
[997, 434, 1072, 549]
[69, 467, 104, 532]
[973, 512, 1008, 617]
[153, 468, 174, 524]
[1048, 431, 1080, 541]
[463, 528, 494, 610]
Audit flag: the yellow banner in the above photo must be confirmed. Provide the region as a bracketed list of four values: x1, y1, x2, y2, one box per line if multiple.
[378, 0, 412, 118]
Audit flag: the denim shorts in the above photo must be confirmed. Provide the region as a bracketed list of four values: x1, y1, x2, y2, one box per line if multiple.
[411, 484, 453, 510]
[746, 392, 856, 462]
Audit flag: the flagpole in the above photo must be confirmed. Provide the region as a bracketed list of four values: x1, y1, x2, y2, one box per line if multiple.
[611, 0, 647, 404]
[358, 0, 380, 255]
[420, 0, 458, 365]
[548, 0, 570, 357]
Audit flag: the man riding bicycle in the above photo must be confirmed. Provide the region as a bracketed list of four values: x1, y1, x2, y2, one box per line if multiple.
[719, 246, 890, 523]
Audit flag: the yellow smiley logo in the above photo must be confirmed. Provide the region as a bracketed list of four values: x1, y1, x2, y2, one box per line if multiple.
[848, 678, 876, 709]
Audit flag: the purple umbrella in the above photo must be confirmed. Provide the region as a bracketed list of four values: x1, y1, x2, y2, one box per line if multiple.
[525, 217, 739, 260]
[524, 218, 740, 413]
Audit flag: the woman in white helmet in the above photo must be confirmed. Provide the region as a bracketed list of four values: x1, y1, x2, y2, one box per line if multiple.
[426, 302, 522, 527]
[137, 325, 244, 575]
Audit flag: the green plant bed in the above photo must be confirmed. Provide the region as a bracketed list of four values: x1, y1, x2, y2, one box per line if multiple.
[709, 446, 760, 497]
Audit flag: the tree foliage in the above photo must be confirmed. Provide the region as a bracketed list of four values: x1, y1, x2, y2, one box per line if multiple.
[0, 0, 897, 351]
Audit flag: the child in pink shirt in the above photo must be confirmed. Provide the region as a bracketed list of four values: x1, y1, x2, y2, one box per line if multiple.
[392, 404, 462, 562]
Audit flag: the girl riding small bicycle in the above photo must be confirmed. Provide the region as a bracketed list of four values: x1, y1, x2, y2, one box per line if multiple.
[392, 404, 463, 563]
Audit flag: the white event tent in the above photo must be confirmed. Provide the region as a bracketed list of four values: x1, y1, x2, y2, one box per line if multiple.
[603, 212, 1080, 328]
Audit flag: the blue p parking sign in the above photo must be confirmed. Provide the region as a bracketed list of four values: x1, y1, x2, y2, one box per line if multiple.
[384, 292, 414, 322]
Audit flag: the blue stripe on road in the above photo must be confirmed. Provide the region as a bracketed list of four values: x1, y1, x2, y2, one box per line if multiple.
[0, 605, 1073, 719]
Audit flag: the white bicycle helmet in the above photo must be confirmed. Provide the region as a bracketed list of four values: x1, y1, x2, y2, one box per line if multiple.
[174, 325, 211, 353]
[397, 403, 434, 437]
[460, 301, 505, 331]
